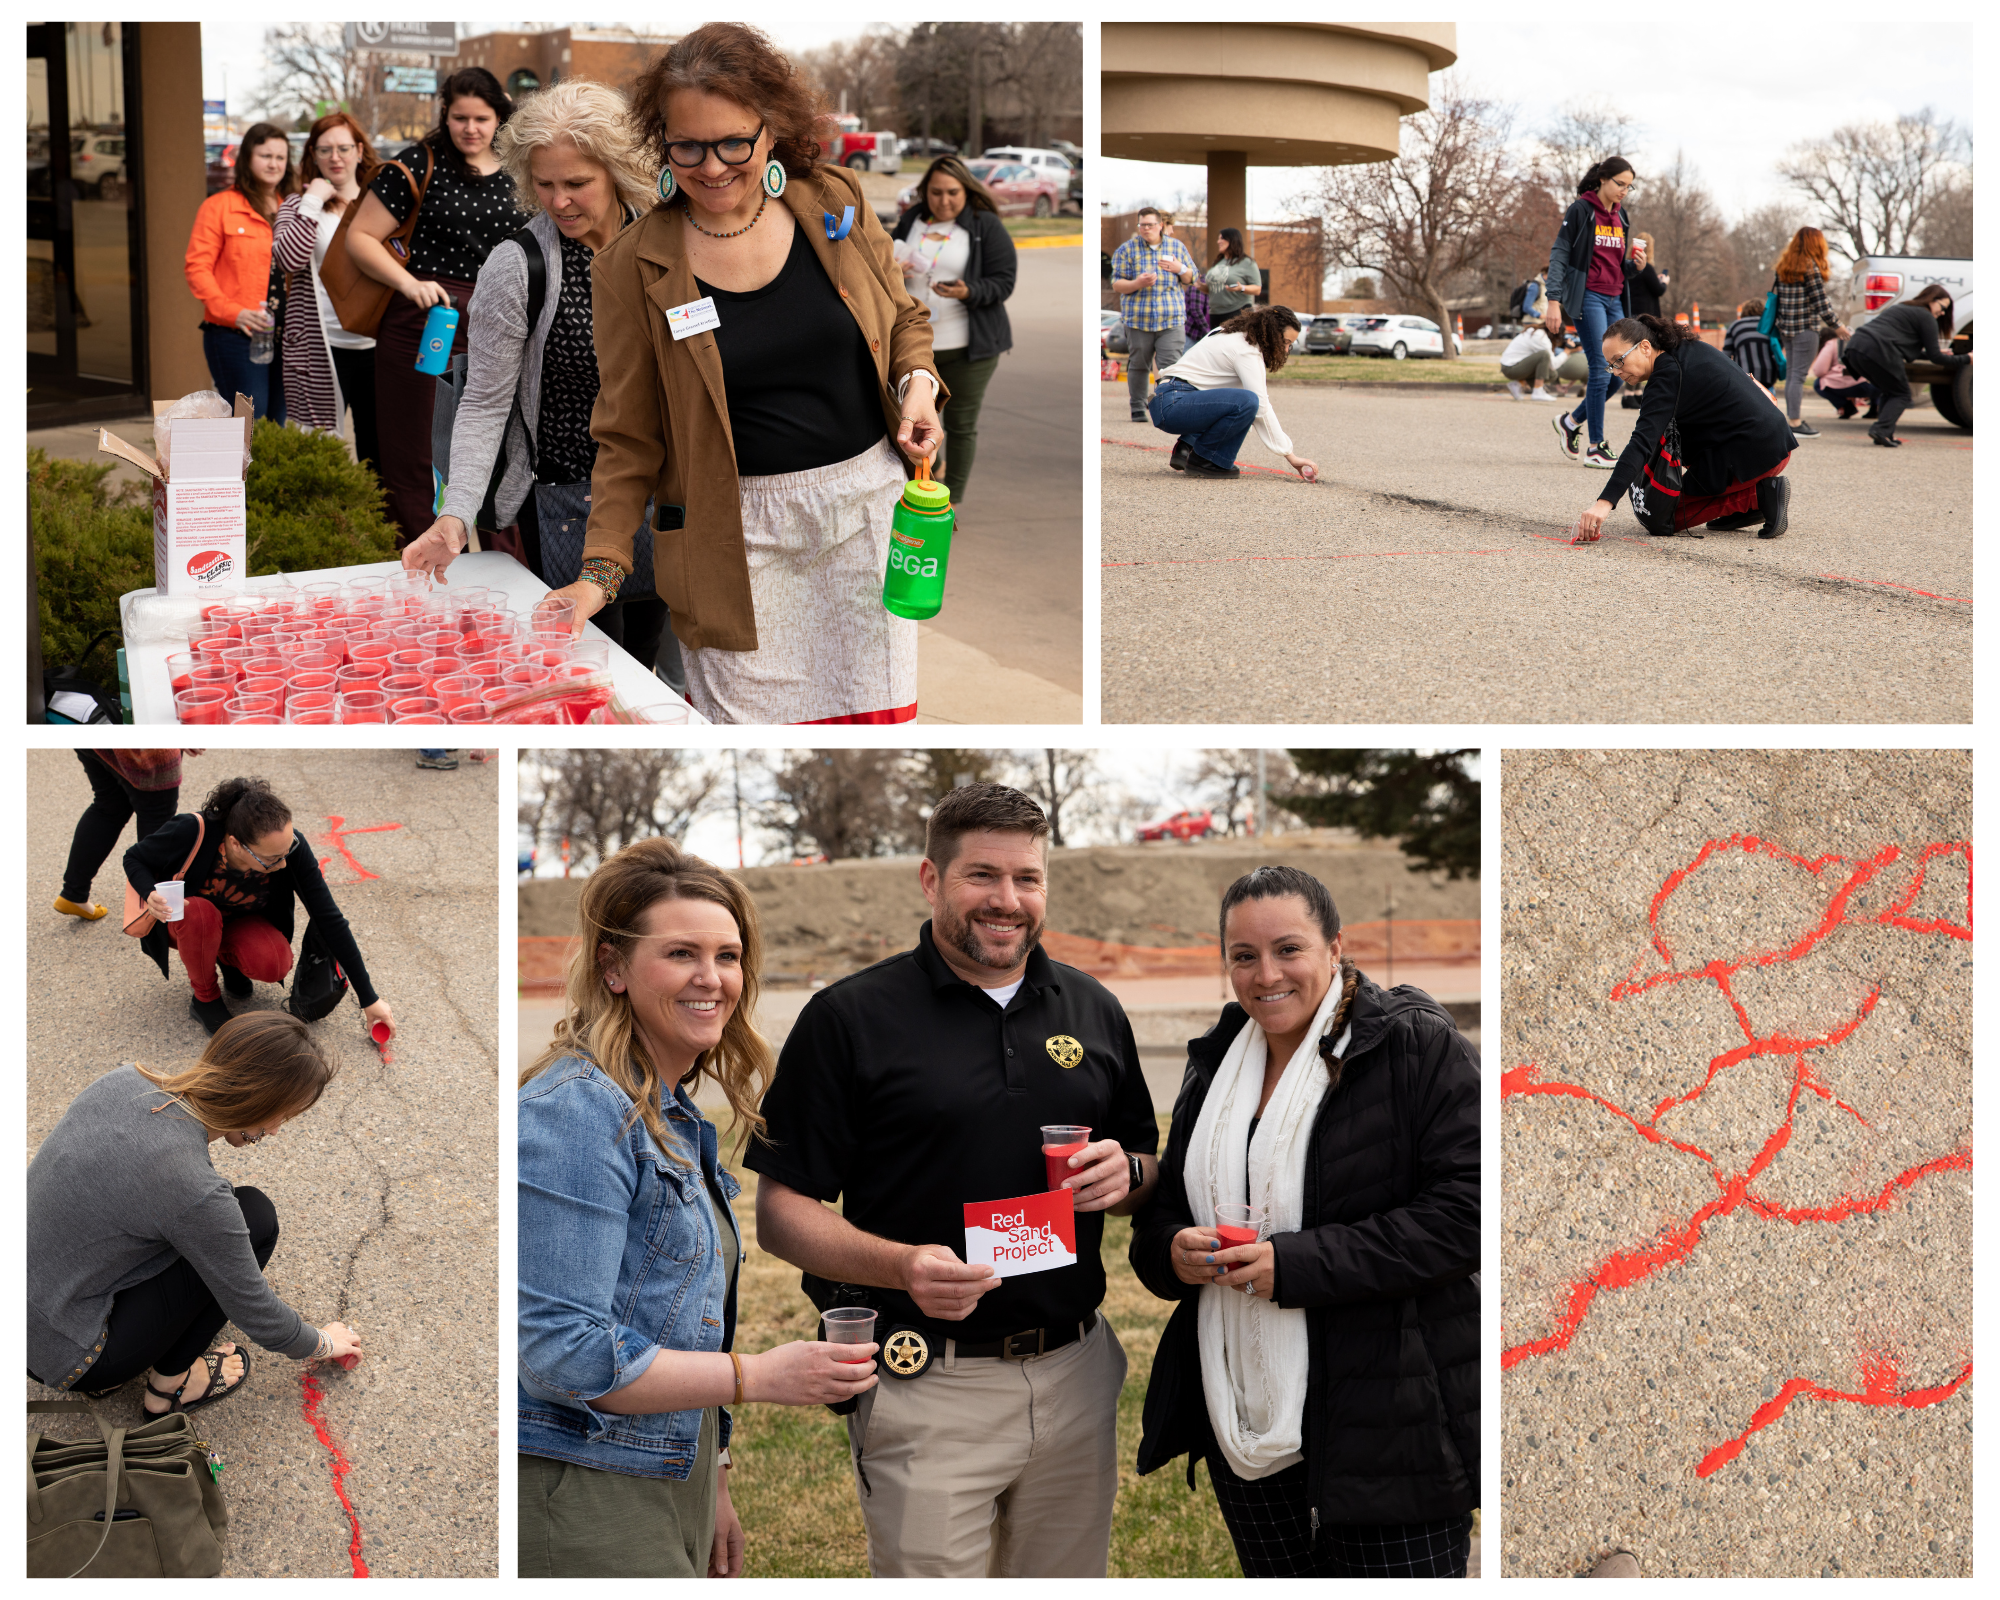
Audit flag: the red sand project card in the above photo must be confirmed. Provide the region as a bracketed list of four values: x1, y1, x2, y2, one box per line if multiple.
[963, 1189, 1077, 1276]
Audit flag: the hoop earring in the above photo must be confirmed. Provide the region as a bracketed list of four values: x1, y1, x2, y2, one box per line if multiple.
[762, 159, 787, 200]
[657, 167, 677, 203]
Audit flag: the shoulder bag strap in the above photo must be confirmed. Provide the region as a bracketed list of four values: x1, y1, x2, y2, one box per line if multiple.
[176, 814, 206, 882]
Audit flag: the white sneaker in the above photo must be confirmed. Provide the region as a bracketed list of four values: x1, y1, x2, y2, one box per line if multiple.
[1529, 387, 1557, 401]
[1507, 380, 1525, 399]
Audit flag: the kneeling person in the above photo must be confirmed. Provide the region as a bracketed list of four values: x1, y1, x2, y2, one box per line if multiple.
[748, 783, 1159, 1578]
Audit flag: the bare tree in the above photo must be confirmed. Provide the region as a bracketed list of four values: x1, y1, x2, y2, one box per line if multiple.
[1921, 170, 1973, 257]
[761, 750, 923, 861]
[1302, 78, 1519, 349]
[908, 749, 1003, 814]
[1191, 749, 1299, 835]
[1778, 110, 1968, 260]
[1636, 152, 1736, 319]
[256, 23, 439, 143]
[1533, 99, 1643, 196]
[991, 22, 1082, 150]
[799, 26, 906, 128]
[1725, 199, 1808, 305]
[525, 749, 720, 872]
[1005, 749, 1100, 849]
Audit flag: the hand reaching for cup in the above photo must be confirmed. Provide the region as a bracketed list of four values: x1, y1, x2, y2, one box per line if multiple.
[740, 1339, 880, 1404]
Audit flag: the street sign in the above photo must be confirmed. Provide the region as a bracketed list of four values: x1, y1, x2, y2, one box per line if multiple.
[381, 67, 438, 95]
[202, 99, 226, 116]
[342, 22, 458, 55]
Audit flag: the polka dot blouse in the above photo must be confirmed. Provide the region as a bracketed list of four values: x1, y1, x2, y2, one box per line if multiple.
[534, 231, 604, 486]
[369, 141, 526, 282]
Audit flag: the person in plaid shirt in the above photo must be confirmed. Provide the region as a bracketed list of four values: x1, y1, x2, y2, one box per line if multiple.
[1768, 226, 1850, 439]
[1111, 208, 1198, 420]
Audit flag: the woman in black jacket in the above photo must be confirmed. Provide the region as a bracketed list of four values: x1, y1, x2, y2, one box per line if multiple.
[1544, 155, 1636, 466]
[892, 156, 1017, 502]
[1839, 284, 1971, 447]
[125, 776, 394, 1040]
[1574, 313, 1799, 541]
[1130, 866, 1479, 1578]
[1617, 234, 1669, 408]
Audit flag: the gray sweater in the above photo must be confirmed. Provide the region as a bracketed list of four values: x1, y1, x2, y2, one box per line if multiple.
[439, 208, 566, 531]
[27, 1065, 320, 1389]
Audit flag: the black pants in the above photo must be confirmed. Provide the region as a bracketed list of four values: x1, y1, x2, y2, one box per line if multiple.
[1841, 340, 1913, 439]
[75, 1186, 279, 1391]
[514, 486, 680, 689]
[1208, 1451, 1472, 1578]
[330, 343, 381, 475]
[62, 750, 179, 904]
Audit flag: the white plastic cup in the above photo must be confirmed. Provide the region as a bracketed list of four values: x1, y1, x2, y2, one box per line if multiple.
[157, 880, 186, 922]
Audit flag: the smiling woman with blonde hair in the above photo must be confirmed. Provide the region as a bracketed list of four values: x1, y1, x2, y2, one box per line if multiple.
[517, 837, 879, 1577]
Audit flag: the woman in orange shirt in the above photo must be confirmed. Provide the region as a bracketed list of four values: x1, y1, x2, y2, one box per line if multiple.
[184, 122, 295, 421]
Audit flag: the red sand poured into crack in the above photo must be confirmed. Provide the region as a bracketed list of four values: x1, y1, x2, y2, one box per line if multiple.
[1504, 834, 1973, 1468]
[299, 1367, 369, 1577]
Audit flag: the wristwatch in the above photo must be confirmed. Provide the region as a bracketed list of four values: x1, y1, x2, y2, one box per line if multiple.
[718, 1448, 732, 1470]
[1127, 1153, 1145, 1193]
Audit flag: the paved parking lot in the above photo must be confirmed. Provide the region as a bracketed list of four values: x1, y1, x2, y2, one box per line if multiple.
[1101, 383, 1971, 723]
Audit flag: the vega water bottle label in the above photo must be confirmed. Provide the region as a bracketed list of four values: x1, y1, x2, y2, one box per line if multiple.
[888, 546, 940, 577]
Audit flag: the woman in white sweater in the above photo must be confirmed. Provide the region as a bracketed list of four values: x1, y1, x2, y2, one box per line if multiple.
[1147, 307, 1318, 481]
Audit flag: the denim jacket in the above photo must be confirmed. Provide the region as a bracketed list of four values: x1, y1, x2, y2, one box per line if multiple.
[517, 1053, 742, 1479]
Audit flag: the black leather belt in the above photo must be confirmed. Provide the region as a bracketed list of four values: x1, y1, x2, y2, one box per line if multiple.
[950, 1310, 1097, 1361]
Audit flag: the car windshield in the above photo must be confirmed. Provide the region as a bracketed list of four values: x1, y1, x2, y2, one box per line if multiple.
[966, 161, 999, 181]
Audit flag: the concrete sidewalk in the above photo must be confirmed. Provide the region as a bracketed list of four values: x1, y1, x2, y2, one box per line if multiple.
[27, 749, 498, 1578]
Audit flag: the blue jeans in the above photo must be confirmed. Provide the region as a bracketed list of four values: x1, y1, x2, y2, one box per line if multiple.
[1149, 379, 1258, 469]
[1566, 290, 1625, 444]
[200, 322, 284, 424]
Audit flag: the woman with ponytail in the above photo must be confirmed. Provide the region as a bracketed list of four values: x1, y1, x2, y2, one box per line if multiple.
[1544, 155, 1638, 468]
[1573, 312, 1799, 540]
[1130, 866, 1480, 1577]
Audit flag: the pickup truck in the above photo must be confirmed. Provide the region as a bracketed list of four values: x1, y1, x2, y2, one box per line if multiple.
[1847, 256, 1972, 429]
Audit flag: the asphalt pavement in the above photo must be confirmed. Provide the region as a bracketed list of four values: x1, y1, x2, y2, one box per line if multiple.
[1501, 750, 1971, 1577]
[1100, 382, 1972, 723]
[26, 748, 498, 1578]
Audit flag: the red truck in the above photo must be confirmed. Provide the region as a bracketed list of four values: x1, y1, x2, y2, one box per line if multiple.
[826, 115, 902, 174]
[1138, 809, 1218, 843]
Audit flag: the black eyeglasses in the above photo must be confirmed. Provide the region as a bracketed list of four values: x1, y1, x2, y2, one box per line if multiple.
[1607, 341, 1649, 373]
[665, 123, 764, 169]
[238, 838, 287, 870]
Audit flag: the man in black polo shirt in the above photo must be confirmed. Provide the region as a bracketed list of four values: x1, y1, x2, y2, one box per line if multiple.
[748, 783, 1158, 1578]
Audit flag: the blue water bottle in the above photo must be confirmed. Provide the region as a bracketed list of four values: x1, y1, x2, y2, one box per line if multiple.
[416, 305, 459, 374]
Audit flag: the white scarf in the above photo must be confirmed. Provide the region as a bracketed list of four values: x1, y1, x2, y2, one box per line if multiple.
[1185, 972, 1350, 1480]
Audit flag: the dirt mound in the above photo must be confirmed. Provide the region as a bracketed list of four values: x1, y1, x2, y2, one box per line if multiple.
[519, 832, 1477, 982]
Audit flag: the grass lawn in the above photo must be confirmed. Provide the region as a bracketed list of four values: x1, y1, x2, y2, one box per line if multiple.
[720, 1113, 1240, 1578]
[1005, 216, 1084, 239]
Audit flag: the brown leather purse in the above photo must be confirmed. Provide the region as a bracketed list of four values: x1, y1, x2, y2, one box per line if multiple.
[122, 815, 205, 938]
[320, 142, 434, 339]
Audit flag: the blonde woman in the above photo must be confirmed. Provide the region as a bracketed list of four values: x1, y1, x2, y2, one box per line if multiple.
[400, 78, 672, 674]
[27, 1012, 362, 1412]
[517, 838, 877, 1578]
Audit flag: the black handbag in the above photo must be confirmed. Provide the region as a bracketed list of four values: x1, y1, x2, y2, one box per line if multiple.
[287, 925, 350, 1022]
[1625, 358, 1686, 536]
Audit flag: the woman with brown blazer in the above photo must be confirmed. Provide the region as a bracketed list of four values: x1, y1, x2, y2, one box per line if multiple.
[542, 24, 944, 725]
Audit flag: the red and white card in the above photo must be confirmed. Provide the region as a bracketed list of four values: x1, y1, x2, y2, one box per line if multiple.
[963, 1189, 1077, 1277]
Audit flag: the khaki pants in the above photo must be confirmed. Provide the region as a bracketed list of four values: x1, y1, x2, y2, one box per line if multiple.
[846, 1314, 1127, 1577]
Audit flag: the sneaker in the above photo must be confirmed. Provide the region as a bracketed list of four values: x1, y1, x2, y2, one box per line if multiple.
[416, 751, 459, 770]
[1756, 475, 1791, 539]
[218, 962, 252, 999]
[1507, 380, 1525, 399]
[1169, 439, 1191, 471]
[1552, 411, 1584, 458]
[1583, 442, 1615, 468]
[1528, 387, 1557, 401]
[1130, 408, 1147, 423]
[1705, 510, 1763, 532]
[190, 994, 234, 1037]
[1183, 453, 1242, 479]
[1790, 420, 1820, 438]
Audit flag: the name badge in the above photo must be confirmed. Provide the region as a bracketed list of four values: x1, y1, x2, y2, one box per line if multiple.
[664, 297, 720, 340]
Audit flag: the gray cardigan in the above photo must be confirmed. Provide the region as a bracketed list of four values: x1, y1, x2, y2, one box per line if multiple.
[440, 208, 566, 531]
[27, 1065, 321, 1388]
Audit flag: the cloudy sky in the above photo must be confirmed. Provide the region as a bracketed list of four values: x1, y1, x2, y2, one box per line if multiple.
[1100, 19, 1972, 229]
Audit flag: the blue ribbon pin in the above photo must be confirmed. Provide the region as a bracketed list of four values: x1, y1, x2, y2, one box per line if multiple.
[823, 206, 855, 241]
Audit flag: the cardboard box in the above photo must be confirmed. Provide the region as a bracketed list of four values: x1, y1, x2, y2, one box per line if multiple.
[97, 394, 252, 597]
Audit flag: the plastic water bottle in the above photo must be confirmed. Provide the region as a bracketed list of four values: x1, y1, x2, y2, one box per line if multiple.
[416, 304, 459, 374]
[881, 460, 954, 620]
[248, 300, 274, 365]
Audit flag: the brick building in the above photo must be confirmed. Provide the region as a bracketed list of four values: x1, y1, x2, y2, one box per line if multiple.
[450, 28, 678, 99]
[1100, 210, 1326, 314]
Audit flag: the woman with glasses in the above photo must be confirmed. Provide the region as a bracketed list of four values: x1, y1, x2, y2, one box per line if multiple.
[1572, 313, 1798, 541]
[27, 1011, 363, 1413]
[1545, 156, 1637, 469]
[539, 23, 943, 725]
[345, 67, 525, 544]
[123, 777, 395, 1041]
[274, 112, 382, 472]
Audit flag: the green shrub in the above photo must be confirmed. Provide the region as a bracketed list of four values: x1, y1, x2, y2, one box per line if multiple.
[31, 423, 398, 695]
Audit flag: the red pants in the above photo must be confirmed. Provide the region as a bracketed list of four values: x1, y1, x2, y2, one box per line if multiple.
[166, 900, 294, 1002]
[1675, 454, 1791, 531]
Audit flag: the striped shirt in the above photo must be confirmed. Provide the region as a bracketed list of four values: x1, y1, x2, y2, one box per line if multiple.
[1112, 234, 1198, 332]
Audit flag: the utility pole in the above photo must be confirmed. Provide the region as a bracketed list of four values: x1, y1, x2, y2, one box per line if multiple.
[732, 750, 744, 869]
[1255, 748, 1268, 839]
[1383, 883, 1398, 987]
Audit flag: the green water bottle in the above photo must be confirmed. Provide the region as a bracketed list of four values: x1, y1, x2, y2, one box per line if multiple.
[881, 470, 955, 620]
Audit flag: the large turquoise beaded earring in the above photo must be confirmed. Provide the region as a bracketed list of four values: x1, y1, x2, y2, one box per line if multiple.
[762, 158, 787, 200]
[657, 166, 677, 203]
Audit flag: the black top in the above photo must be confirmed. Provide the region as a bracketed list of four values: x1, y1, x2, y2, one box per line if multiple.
[745, 922, 1158, 1344]
[1603, 338, 1799, 508]
[1845, 301, 1968, 370]
[370, 142, 525, 283]
[890, 205, 1019, 363]
[1625, 260, 1667, 319]
[536, 231, 603, 485]
[696, 223, 885, 477]
[125, 815, 380, 1007]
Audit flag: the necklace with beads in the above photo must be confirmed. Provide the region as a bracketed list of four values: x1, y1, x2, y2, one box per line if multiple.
[684, 192, 767, 240]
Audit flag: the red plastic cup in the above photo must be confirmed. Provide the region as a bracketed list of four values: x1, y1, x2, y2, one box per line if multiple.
[290, 709, 338, 725]
[1040, 1125, 1092, 1191]
[446, 702, 494, 724]
[174, 687, 229, 725]
[419, 654, 458, 687]
[351, 639, 397, 671]
[288, 691, 337, 720]
[287, 670, 340, 698]
[387, 647, 428, 674]
[339, 690, 388, 724]
[1214, 1201, 1268, 1251]
[244, 653, 286, 679]
[190, 661, 236, 693]
[238, 675, 287, 704]
[432, 673, 483, 713]
[465, 657, 509, 688]
[229, 714, 284, 725]
[164, 652, 199, 696]
[501, 661, 550, 691]
[294, 651, 341, 675]
[393, 711, 448, 724]
[380, 672, 429, 699]
[336, 663, 388, 692]
[226, 693, 282, 721]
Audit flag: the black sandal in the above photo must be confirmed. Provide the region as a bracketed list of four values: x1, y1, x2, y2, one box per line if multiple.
[144, 1345, 250, 1415]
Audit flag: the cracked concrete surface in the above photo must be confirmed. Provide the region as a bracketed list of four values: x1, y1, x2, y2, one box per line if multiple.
[1501, 750, 1971, 1577]
[27, 749, 498, 1577]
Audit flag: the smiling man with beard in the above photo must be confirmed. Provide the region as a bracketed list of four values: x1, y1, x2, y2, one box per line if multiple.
[747, 783, 1158, 1577]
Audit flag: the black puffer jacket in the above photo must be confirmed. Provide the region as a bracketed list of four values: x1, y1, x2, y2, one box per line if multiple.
[890, 204, 1016, 362]
[1130, 971, 1480, 1525]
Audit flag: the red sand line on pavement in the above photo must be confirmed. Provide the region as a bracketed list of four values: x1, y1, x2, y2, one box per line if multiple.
[1502, 834, 1974, 1466]
[1103, 547, 1568, 569]
[313, 818, 404, 885]
[299, 1367, 370, 1577]
[1695, 1359, 1973, 1478]
[1818, 573, 1972, 603]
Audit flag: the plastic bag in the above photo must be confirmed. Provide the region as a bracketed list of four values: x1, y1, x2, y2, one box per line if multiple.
[155, 389, 246, 475]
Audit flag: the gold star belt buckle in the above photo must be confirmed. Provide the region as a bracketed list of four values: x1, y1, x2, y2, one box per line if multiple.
[881, 1326, 933, 1379]
[1045, 1034, 1083, 1069]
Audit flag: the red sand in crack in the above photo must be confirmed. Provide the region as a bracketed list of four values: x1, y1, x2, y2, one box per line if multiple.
[1503, 835, 1973, 1467]
[299, 1367, 369, 1577]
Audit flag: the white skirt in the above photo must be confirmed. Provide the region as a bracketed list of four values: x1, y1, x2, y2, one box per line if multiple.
[683, 438, 918, 725]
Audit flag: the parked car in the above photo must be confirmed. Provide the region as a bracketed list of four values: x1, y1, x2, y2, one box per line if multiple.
[70, 132, 126, 197]
[982, 145, 1073, 180]
[204, 139, 235, 195]
[1138, 809, 1218, 843]
[903, 159, 1061, 217]
[1351, 314, 1458, 360]
[1848, 255, 1972, 430]
[902, 137, 959, 161]
[1301, 316, 1353, 355]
